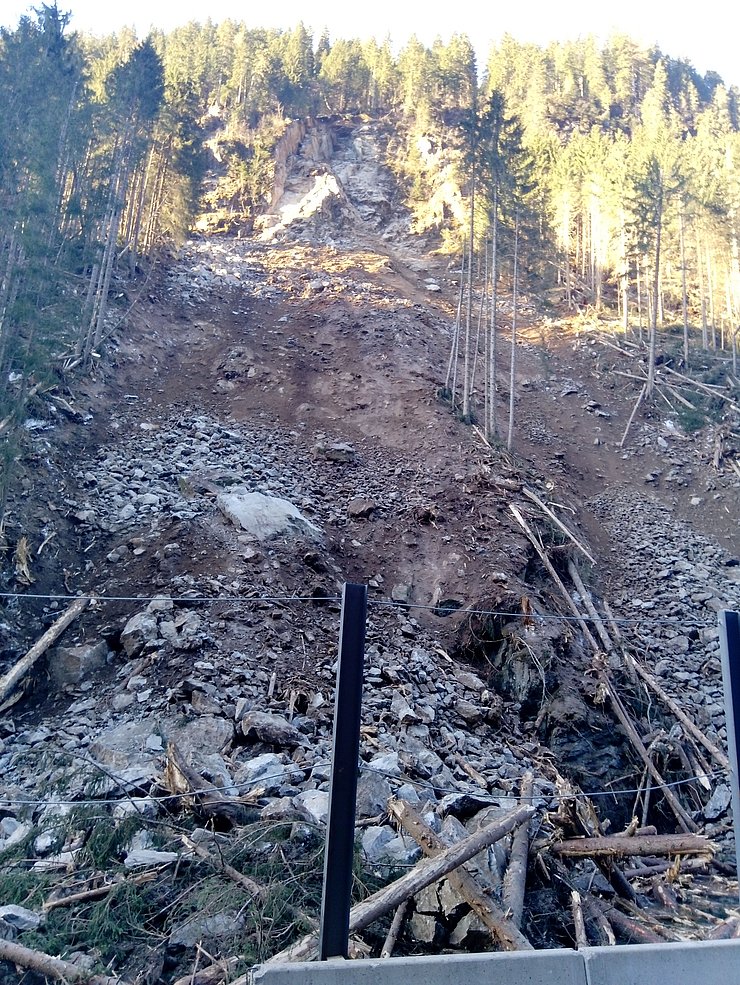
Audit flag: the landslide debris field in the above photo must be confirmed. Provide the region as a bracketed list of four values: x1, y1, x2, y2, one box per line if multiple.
[0, 118, 739, 980]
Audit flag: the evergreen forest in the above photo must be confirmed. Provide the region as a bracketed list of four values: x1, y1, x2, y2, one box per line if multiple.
[2, 4, 740, 478]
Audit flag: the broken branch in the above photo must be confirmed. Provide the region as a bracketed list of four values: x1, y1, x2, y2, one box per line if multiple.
[0, 939, 127, 985]
[0, 596, 89, 703]
[388, 797, 533, 951]
[553, 832, 712, 858]
[267, 803, 535, 963]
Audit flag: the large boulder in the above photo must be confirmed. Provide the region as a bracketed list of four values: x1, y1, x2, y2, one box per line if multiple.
[51, 641, 109, 685]
[217, 489, 321, 541]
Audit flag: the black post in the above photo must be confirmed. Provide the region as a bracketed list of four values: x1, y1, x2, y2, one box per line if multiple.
[319, 582, 368, 960]
[719, 609, 740, 903]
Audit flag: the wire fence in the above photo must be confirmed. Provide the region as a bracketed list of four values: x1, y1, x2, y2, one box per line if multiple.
[0, 588, 724, 629]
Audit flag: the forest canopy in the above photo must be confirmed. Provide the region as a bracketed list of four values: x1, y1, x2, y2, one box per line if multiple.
[1, 4, 739, 485]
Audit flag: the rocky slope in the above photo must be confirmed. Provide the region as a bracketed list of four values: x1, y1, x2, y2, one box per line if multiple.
[0, 116, 739, 977]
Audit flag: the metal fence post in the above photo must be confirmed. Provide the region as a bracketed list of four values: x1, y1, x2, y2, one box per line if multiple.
[719, 609, 740, 902]
[319, 582, 368, 960]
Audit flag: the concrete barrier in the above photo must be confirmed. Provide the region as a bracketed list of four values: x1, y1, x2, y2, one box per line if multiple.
[251, 949, 586, 985]
[251, 940, 740, 985]
[583, 939, 740, 985]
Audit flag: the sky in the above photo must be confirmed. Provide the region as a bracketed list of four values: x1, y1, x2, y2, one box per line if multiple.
[2, 0, 739, 90]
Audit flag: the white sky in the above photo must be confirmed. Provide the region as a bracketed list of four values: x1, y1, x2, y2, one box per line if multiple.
[3, 0, 739, 90]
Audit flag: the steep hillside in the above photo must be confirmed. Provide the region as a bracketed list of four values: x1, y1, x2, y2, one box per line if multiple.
[0, 116, 738, 978]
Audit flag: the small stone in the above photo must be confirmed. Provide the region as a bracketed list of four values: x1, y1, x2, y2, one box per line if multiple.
[239, 711, 304, 748]
[120, 611, 159, 658]
[390, 692, 419, 725]
[315, 441, 356, 463]
[124, 849, 178, 868]
[169, 912, 244, 948]
[355, 770, 392, 819]
[704, 784, 732, 821]
[0, 905, 43, 931]
[348, 497, 376, 519]
[234, 753, 300, 795]
[112, 693, 135, 712]
[191, 690, 222, 716]
[0, 820, 32, 854]
[293, 790, 329, 826]
[391, 583, 411, 604]
[454, 699, 482, 725]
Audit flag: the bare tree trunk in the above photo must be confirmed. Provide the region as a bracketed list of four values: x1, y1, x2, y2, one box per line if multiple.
[489, 197, 499, 439]
[724, 269, 735, 352]
[706, 242, 716, 349]
[0, 229, 21, 372]
[143, 150, 169, 254]
[0, 597, 89, 703]
[696, 227, 708, 348]
[129, 144, 157, 277]
[267, 804, 535, 965]
[446, 241, 466, 408]
[0, 940, 126, 985]
[621, 221, 629, 334]
[502, 771, 534, 928]
[647, 182, 663, 399]
[507, 209, 519, 451]
[470, 236, 487, 408]
[91, 161, 129, 353]
[679, 209, 689, 366]
[462, 166, 476, 422]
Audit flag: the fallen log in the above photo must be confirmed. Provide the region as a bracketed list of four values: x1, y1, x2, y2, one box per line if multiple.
[600, 674, 699, 833]
[163, 742, 253, 826]
[0, 939, 127, 985]
[553, 832, 712, 858]
[171, 957, 239, 985]
[0, 596, 89, 703]
[266, 803, 535, 963]
[651, 877, 679, 909]
[566, 561, 615, 652]
[659, 364, 739, 410]
[707, 916, 740, 940]
[626, 655, 730, 771]
[586, 897, 667, 944]
[509, 504, 599, 653]
[182, 835, 265, 898]
[622, 856, 711, 879]
[582, 895, 616, 946]
[388, 797, 533, 951]
[522, 487, 596, 566]
[44, 870, 159, 912]
[502, 772, 534, 930]
[181, 835, 319, 933]
[619, 383, 646, 449]
[380, 901, 409, 958]
[571, 890, 589, 948]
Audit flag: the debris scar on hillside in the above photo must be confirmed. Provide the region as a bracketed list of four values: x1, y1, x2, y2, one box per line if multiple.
[0, 116, 739, 976]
